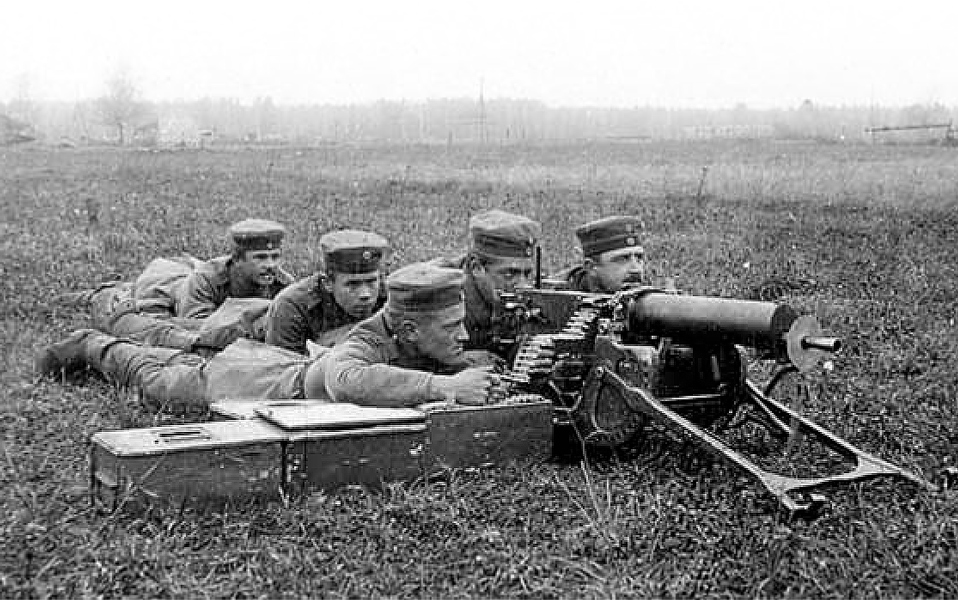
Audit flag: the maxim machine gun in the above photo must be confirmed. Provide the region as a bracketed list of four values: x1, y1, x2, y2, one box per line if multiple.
[495, 286, 935, 515]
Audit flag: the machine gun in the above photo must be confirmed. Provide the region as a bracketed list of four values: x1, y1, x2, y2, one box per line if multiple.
[494, 286, 936, 515]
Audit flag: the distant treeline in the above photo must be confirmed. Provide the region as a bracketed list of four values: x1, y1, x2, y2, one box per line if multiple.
[3, 97, 957, 146]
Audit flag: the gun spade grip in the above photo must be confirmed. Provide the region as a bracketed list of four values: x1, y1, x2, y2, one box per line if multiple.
[626, 292, 798, 349]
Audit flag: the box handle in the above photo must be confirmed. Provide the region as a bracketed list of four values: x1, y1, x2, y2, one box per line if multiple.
[154, 428, 212, 443]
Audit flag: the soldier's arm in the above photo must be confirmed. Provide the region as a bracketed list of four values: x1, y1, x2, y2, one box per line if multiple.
[264, 296, 310, 355]
[323, 337, 438, 408]
[177, 271, 220, 319]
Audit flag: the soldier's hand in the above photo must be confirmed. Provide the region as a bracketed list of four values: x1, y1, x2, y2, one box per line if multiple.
[458, 349, 506, 371]
[432, 367, 498, 406]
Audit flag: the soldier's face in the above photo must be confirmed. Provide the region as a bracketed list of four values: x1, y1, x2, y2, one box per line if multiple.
[327, 271, 381, 319]
[236, 248, 283, 287]
[590, 246, 645, 292]
[414, 305, 469, 364]
[473, 257, 535, 297]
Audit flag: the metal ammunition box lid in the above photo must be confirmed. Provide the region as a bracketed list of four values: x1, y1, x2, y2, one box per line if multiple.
[256, 402, 426, 432]
[209, 398, 330, 420]
[90, 419, 289, 457]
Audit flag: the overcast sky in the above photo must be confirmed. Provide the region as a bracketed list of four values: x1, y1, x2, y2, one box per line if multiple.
[4, 0, 957, 108]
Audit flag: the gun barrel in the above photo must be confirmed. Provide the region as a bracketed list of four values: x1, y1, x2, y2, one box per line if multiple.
[802, 336, 841, 352]
[626, 292, 798, 349]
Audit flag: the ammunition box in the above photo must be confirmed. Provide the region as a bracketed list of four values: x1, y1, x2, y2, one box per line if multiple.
[89, 419, 287, 510]
[255, 403, 428, 493]
[91, 399, 556, 510]
[423, 398, 554, 473]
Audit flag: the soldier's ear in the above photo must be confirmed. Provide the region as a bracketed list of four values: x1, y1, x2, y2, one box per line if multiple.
[582, 256, 596, 271]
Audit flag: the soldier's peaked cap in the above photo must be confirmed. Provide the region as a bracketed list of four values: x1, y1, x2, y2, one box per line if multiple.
[576, 215, 643, 257]
[229, 219, 286, 251]
[468, 209, 541, 259]
[320, 229, 389, 274]
[386, 263, 465, 314]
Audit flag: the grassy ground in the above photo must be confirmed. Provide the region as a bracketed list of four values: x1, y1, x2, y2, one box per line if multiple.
[2, 140, 957, 598]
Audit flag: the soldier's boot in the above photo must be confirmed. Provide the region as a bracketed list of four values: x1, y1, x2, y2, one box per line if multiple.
[34, 328, 124, 379]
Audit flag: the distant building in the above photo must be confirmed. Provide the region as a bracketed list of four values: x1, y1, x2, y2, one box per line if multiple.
[158, 115, 202, 147]
[131, 117, 159, 146]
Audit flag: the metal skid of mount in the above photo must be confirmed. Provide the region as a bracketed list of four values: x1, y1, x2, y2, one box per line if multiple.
[586, 363, 937, 516]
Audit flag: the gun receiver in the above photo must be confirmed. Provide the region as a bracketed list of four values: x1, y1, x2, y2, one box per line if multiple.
[499, 286, 934, 516]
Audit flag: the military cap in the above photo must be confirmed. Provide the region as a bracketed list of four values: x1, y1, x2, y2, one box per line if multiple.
[575, 216, 643, 257]
[320, 229, 389, 274]
[229, 219, 286, 251]
[386, 263, 465, 314]
[468, 209, 540, 259]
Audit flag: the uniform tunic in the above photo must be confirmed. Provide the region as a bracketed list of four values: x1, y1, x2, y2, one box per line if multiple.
[177, 256, 294, 319]
[90, 255, 292, 350]
[323, 312, 461, 408]
[265, 273, 386, 356]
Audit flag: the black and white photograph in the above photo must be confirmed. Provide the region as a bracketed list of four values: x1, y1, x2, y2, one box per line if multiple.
[2, 1, 957, 597]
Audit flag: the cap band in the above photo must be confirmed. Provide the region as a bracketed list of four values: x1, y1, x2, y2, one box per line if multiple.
[234, 235, 283, 252]
[467, 209, 540, 259]
[230, 219, 286, 251]
[582, 234, 641, 257]
[576, 216, 642, 257]
[472, 233, 536, 259]
[325, 248, 385, 274]
[386, 263, 465, 314]
[387, 288, 464, 314]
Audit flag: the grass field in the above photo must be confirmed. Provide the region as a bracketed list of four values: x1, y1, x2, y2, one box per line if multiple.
[2, 139, 957, 598]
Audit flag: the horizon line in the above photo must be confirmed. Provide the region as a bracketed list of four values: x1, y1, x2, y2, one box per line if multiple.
[4, 96, 955, 112]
